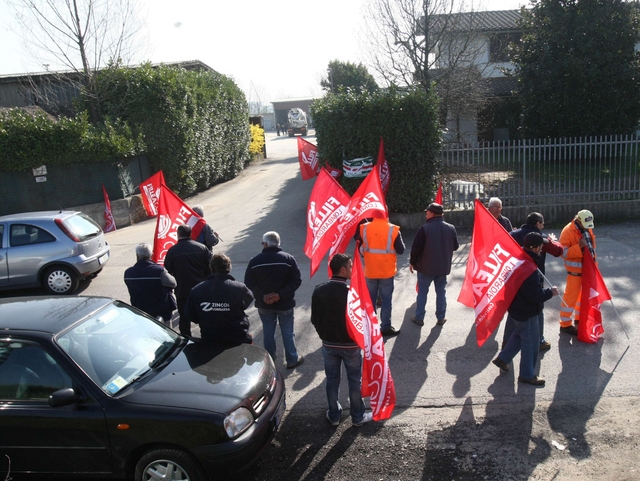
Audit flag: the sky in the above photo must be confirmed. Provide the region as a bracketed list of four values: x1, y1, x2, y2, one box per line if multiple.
[0, 0, 525, 107]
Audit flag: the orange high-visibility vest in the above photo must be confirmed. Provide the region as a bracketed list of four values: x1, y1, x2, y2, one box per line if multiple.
[559, 219, 596, 275]
[360, 218, 399, 279]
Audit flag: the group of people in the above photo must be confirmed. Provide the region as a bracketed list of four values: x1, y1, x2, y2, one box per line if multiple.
[276, 123, 288, 136]
[123, 197, 598, 426]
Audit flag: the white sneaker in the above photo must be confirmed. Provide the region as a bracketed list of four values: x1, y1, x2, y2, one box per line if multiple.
[353, 412, 373, 426]
[326, 410, 339, 427]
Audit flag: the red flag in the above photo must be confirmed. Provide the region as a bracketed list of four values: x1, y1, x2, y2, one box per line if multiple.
[152, 184, 206, 265]
[457, 199, 538, 347]
[329, 166, 388, 258]
[323, 162, 342, 178]
[377, 137, 390, 195]
[102, 185, 116, 233]
[297, 137, 321, 180]
[139, 171, 165, 216]
[435, 181, 443, 204]
[304, 169, 351, 277]
[578, 247, 611, 343]
[346, 247, 396, 420]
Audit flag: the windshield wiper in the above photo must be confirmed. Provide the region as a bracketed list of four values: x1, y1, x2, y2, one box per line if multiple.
[148, 339, 179, 370]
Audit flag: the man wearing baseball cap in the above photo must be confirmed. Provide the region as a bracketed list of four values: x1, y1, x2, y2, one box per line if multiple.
[409, 202, 459, 327]
[492, 232, 559, 386]
[558, 209, 596, 335]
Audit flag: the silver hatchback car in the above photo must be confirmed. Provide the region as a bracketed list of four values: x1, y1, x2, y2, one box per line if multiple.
[0, 211, 110, 294]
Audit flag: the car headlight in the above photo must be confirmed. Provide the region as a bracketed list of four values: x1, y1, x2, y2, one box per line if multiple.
[224, 407, 254, 438]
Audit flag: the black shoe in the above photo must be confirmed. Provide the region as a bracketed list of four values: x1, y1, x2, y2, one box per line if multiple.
[539, 341, 551, 351]
[560, 325, 578, 336]
[381, 327, 400, 337]
[518, 375, 545, 386]
[492, 358, 509, 372]
[411, 316, 424, 327]
[286, 355, 305, 369]
[436, 318, 447, 326]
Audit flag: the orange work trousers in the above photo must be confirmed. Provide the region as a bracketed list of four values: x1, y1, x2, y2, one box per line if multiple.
[560, 274, 582, 327]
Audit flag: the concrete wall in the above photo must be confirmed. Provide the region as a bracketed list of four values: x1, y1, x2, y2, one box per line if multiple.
[72, 194, 148, 231]
[390, 200, 640, 231]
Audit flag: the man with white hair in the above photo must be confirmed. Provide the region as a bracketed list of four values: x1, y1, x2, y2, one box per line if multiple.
[191, 205, 220, 251]
[124, 243, 177, 324]
[488, 197, 513, 232]
[245, 231, 304, 369]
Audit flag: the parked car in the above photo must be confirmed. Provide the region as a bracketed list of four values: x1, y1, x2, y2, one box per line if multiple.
[0, 296, 286, 481]
[0, 211, 110, 295]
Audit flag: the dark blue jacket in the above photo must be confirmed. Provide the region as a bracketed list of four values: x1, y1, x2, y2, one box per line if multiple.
[511, 224, 563, 275]
[244, 247, 302, 310]
[311, 277, 358, 347]
[410, 217, 459, 276]
[124, 260, 177, 321]
[507, 251, 554, 322]
[164, 238, 211, 299]
[183, 273, 254, 344]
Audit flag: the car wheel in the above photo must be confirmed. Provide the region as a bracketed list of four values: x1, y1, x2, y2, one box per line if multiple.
[43, 265, 79, 295]
[135, 448, 207, 481]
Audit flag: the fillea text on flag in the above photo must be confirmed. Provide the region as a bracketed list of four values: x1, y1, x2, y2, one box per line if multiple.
[457, 199, 537, 347]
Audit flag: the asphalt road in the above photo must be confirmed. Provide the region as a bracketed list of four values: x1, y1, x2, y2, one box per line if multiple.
[5, 131, 640, 480]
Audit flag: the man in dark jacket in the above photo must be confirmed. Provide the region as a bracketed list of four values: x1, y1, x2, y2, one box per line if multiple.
[191, 205, 220, 251]
[409, 203, 459, 327]
[124, 243, 177, 324]
[492, 232, 559, 386]
[311, 253, 372, 427]
[244, 231, 303, 369]
[504, 212, 563, 351]
[183, 253, 254, 344]
[164, 224, 211, 336]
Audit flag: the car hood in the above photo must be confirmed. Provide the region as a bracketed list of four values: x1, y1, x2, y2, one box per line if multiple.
[119, 341, 276, 415]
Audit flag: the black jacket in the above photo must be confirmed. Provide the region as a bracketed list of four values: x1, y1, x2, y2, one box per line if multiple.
[124, 260, 176, 321]
[244, 247, 301, 310]
[183, 273, 254, 344]
[510, 224, 563, 275]
[410, 217, 459, 276]
[164, 238, 211, 299]
[311, 277, 358, 347]
[507, 251, 555, 322]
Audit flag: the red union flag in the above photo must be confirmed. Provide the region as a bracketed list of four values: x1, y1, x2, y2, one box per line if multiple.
[329, 166, 388, 258]
[377, 137, 390, 195]
[102, 185, 116, 233]
[304, 169, 350, 277]
[152, 184, 206, 265]
[140, 171, 165, 216]
[435, 181, 443, 204]
[297, 137, 321, 180]
[578, 247, 611, 344]
[457, 199, 538, 347]
[346, 248, 395, 420]
[323, 162, 342, 178]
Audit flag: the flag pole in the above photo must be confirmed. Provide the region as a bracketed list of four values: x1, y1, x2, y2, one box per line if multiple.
[607, 299, 629, 340]
[538, 269, 569, 308]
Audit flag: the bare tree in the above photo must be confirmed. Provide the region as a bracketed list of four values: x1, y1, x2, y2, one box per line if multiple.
[8, 0, 146, 122]
[363, 0, 493, 141]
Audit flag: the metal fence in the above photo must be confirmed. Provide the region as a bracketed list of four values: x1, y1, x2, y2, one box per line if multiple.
[439, 135, 640, 209]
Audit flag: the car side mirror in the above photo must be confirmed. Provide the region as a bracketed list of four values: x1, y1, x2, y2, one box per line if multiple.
[48, 388, 78, 407]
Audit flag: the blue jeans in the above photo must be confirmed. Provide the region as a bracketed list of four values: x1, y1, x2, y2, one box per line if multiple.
[258, 308, 299, 366]
[499, 313, 540, 379]
[503, 310, 546, 346]
[415, 273, 447, 321]
[322, 345, 365, 424]
[366, 277, 394, 331]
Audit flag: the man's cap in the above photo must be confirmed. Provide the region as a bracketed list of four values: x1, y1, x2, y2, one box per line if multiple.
[523, 232, 544, 248]
[425, 203, 444, 215]
[577, 209, 594, 229]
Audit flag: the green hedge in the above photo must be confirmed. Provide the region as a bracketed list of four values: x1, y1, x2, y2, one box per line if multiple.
[0, 109, 139, 171]
[0, 63, 250, 198]
[96, 63, 250, 197]
[311, 87, 441, 213]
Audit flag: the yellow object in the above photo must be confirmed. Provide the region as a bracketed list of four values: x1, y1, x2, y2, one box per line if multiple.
[360, 218, 399, 279]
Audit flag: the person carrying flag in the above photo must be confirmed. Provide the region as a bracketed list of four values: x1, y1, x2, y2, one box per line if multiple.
[311, 253, 373, 427]
[488, 197, 513, 232]
[492, 232, 559, 386]
[558, 210, 596, 336]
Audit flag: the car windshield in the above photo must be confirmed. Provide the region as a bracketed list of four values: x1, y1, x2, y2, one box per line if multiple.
[56, 302, 181, 395]
[62, 213, 102, 241]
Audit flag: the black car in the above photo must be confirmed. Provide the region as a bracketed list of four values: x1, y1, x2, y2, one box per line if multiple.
[0, 296, 285, 481]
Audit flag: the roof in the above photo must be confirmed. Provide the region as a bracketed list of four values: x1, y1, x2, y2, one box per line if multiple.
[0, 296, 114, 333]
[427, 9, 522, 34]
[0, 210, 77, 221]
